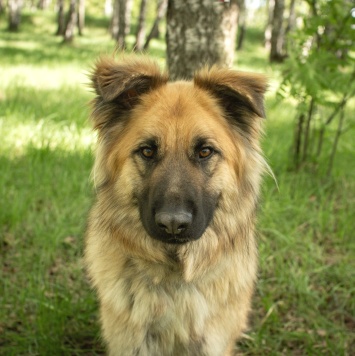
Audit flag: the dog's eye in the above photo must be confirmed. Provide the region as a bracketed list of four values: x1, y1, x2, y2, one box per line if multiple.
[198, 147, 214, 159]
[140, 147, 156, 159]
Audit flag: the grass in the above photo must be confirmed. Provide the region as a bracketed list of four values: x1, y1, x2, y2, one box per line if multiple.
[1, 7, 354, 356]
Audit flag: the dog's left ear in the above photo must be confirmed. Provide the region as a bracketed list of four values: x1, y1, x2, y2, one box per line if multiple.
[194, 66, 268, 138]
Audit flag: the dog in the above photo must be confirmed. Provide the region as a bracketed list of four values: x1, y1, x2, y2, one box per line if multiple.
[84, 55, 268, 356]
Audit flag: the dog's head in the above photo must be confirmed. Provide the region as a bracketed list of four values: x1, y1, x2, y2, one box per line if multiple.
[90, 56, 267, 245]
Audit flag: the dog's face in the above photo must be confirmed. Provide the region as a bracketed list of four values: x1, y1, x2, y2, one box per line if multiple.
[91, 57, 267, 245]
[120, 83, 238, 244]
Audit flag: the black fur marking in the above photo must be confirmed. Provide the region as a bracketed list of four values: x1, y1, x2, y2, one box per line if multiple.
[213, 85, 264, 137]
[138, 160, 219, 244]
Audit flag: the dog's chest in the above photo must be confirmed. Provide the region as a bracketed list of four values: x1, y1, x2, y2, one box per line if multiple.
[116, 263, 219, 344]
[135, 278, 209, 336]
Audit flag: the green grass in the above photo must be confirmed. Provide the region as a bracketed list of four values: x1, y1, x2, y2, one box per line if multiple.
[1, 8, 354, 356]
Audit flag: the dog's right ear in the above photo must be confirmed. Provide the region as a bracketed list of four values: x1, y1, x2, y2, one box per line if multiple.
[91, 56, 168, 130]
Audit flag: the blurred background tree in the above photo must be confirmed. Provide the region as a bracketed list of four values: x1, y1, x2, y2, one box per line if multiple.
[143, 0, 167, 50]
[279, 0, 354, 173]
[8, 0, 22, 31]
[133, 0, 148, 51]
[55, 0, 85, 41]
[111, 0, 133, 48]
[63, 0, 77, 42]
[166, 0, 239, 79]
[56, 0, 65, 35]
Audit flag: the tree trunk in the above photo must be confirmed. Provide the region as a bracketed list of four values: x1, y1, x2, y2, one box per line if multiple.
[114, 0, 133, 49]
[269, 0, 285, 62]
[302, 97, 315, 162]
[294, 113, 305, 168]
[56, 0, 65, 36]
[264, 0, 274, 51]
[63, 0, 77, 43]
[8, 0, 22, 31]
[166, 0, 239, 80]
[117, 0, 126, 48]
[236, 0, 246, 50]
[143, 0, 167, 50]
[37, 0, 50, 10]
[111, 0, 119, 39]
[327, 108, 345, 176]
[77, 0, 85, 36]
[282, 0, 296, 55]
[134, 0, 148, 51]
[125, 0, 133, 35]
[285, 0, 296, 35]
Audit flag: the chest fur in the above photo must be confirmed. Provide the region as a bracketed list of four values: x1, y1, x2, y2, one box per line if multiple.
[107, 260, 233, 342]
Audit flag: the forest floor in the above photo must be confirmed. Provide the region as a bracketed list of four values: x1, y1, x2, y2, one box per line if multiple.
[1, 8, 354, 355]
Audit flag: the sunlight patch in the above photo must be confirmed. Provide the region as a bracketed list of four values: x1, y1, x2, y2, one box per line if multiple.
[0, 66, 90, 90]
[1, 119, 96, 157]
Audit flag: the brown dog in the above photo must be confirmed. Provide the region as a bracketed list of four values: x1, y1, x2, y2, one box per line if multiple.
[85, 55, 268, 355]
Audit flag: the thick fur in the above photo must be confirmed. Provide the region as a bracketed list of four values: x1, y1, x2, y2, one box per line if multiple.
[85, 55, 268, 356]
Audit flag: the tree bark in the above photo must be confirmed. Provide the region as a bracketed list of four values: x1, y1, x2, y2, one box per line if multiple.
[63, 0, 77, 43]
[114, 0, 133, 49]
[77, 0, 85, 36]
[282, 0, 296, 55]
[294, 113, 305, 168]
[327, 108, 345, 176]
[111, 0, 119, 39]
[117, 0, 127, 48]
[264, 0, 274, 51]
[236, 0, 246, 50]
[166, 0, 239, 80]
[143, 0, 167, 50]
[285, 0, 296, 35]
[56, 0, 65, 36]
[134, 0, 148, 51]
[269, 0, 285, 62]
[302, 98, 315, 162]
[8, 0, 22, 31]
[37, 0, 50, 10]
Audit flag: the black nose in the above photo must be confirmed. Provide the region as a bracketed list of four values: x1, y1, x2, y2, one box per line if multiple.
[155, 212, 193, 235]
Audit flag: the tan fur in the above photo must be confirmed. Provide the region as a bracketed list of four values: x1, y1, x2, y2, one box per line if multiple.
[85, 55, 267, 356]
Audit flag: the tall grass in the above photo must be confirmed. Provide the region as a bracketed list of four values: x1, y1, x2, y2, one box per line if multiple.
[1, 8, 354, 355]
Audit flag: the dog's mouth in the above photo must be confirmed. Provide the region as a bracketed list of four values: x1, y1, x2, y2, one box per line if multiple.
[164, 235, 192, 245]
[149, 232, 199, 245]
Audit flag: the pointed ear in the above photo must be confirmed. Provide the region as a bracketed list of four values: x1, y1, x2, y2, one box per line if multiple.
[91, 56, 168, 130]
[194, 66, 268, 139]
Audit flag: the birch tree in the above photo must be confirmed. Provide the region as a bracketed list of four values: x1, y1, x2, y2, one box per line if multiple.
[166, 0, 239, 80]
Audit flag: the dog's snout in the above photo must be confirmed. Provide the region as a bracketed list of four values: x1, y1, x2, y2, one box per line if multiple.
[140, 169, 215, 244]
[155, 211, 193, 236]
